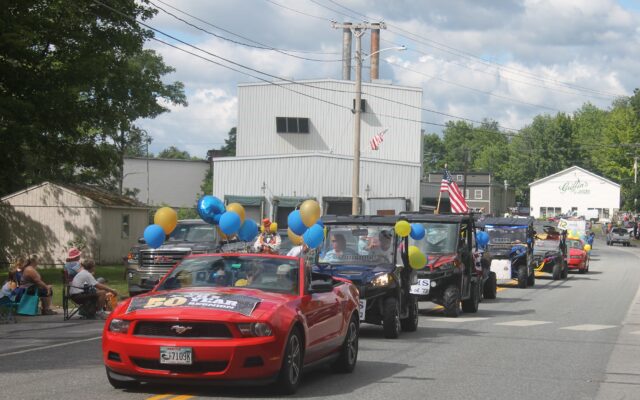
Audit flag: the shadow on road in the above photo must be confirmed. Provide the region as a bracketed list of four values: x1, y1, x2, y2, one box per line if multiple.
[132, 360, 411, 398]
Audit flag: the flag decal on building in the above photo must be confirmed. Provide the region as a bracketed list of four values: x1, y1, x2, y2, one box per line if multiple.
[440, 169, 469, 213]
[370, 129, 388, 151]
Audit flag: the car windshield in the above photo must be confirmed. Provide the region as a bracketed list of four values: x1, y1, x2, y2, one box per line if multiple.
[168, 224, 217, 243]
[612, 228, 628, 235]
[535, 239, 560, 251]
[319, 225, 395, 264]
[567, 240, 584, 249]
[409, 222, 458, 254]
[486, 226, 528, 246]
[158, 256, 299, 295]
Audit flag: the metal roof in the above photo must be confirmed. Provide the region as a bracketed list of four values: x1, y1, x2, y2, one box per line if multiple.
[477, 217, 534, 228]
[401, 213, 472, 223]
[321, 215, 402, 225]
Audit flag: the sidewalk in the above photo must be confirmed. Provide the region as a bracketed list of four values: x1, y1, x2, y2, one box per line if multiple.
[595, 246, 640, 399]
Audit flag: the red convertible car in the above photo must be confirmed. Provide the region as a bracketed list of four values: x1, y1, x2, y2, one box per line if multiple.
[566, 239, 590, 274]
[103, 253, 360, 394]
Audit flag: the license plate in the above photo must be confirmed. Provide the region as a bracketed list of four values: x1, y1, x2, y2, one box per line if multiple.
[160, 347, 192, 365]
[358, 300, 366, 321]
[410, 279, 430, 295]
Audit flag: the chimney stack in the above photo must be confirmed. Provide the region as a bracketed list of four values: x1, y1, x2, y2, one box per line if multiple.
[370, 23, 381, 81]
[342, 23, 352, 80]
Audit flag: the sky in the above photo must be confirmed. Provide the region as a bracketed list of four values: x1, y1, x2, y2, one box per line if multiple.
[135, 0, 640, 158]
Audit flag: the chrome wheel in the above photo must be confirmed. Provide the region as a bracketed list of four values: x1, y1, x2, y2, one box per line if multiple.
[346, 321, 358, 365]
[288, 334, 301, 384]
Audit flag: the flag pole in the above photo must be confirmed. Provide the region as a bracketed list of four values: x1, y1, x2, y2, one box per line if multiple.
[435, 163, 446, 214]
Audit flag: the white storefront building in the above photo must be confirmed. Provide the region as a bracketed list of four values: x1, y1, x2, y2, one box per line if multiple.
[529, 166, 620, 220]
[212, 79, 423, 228]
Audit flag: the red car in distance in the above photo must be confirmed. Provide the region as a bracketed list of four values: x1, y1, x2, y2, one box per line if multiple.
[566, 239, 590, 274]
[103, 253, 360, 394]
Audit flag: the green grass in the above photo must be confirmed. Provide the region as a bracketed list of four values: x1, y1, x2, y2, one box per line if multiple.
[0, 265, 129, 307]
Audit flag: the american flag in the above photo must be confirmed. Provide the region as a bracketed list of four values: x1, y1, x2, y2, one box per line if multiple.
[440, 169, 469, 213]
[369, 129, 388, 151]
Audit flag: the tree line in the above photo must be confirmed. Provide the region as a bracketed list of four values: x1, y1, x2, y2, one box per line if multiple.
[423, 90, 640, 210]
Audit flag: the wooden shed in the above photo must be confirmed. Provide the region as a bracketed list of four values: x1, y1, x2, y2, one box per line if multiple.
[0, 182, 150, 265]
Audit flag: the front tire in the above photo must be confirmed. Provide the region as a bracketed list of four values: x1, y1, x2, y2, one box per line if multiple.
[382, 297, 401, 339]
[331, 314, 358, 373]
[552, 261, 561, 280]
[527, 266, 535, 287]
[561, 261, 568, 279]
[400, 296, 419, 332]
[443, 285, 461, 317]
[517, 265, 528, 288]
[461, 281, 480, 313]
[483, 272, 497, 300]
[277, 327, 303, 394]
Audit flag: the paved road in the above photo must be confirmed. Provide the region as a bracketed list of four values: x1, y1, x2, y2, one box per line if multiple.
[1, 244, 639, 400]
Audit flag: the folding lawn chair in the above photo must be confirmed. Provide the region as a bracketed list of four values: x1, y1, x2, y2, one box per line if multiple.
[62, 269, 80, 320]
[0, 296, 18, 324]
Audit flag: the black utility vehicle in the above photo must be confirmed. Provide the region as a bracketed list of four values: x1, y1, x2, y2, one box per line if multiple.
[476, 217, 536, 289]
[315, 215, 418, 339]
[403, 213, 483, 317]
[532, 223, 568, 280]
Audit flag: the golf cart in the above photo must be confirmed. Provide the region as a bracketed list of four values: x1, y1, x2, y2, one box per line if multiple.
[532, 222, 568, 280]
[476, 217, 536, 289]
[315, 215, 418, 339]
[402, 213, 483, 317]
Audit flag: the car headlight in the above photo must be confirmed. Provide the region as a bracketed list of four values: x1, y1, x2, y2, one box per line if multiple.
[108, 319, 130, 333]
[237, 322, 273, 337]
[371, 273, 392, 287]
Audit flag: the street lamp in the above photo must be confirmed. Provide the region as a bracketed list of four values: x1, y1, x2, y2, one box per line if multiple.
[351, 43, 406, 215]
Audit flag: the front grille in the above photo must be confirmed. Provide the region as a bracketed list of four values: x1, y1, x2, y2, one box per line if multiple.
[139, 249, 190, 271]
[134, 322, 233, 338]
[132, 358, 228, 373]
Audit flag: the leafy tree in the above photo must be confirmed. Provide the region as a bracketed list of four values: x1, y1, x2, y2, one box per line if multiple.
[0, 0, 185, 196]
[158, 146, 193, 160]
[220, 127, 237, 156]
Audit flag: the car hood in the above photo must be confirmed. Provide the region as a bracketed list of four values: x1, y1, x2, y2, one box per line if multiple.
[315, 263, 395, 284]
[569, 248, 586, 257]
[114, 288, 295, 321]
[426, 254, 457, 269]
[141, 242, 215, 252]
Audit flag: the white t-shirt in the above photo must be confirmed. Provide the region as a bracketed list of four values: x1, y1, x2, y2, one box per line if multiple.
[287, 245, 304, 257]
[69, 269, 98, 295]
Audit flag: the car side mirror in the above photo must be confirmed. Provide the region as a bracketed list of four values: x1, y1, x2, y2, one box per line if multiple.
[138, 237, 146, 244]
[309, 281, 333, 293]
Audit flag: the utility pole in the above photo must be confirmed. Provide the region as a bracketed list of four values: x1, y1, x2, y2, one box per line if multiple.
[462, 149, 470, 204]
[634, 156, 638, 184]
[145, 132, 150, 205]
[332, 21, 386, 215]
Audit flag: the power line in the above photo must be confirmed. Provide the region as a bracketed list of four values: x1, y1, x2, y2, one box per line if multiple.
[320, 0, 627, 98]
[264, 0, 333, 22]
[150, 0, 344, 62]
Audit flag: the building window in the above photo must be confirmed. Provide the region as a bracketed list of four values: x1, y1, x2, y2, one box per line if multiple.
[121, 214, 130, 239]
[465, 189, 469, 199]
[352, 99, 366, 112]
[603, 208, 610, 218]
[276, 117, 310, 133]
[456, 175, 463, 181]
[474, 189, 482, 200]
[540, 207, 562, 218]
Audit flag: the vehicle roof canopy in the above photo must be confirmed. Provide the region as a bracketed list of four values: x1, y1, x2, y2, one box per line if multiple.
[321, 215, 402, 226]
[477, 217, 534, 228]
[401, 213, 472, 224]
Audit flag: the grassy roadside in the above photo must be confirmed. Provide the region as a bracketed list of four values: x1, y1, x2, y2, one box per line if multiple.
[0, 265, 129, 307]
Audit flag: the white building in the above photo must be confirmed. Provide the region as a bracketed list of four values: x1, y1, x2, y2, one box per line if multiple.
[212, 79, 423, 228]
[123, 157, 209, 208]
[529, 166, 620, 220]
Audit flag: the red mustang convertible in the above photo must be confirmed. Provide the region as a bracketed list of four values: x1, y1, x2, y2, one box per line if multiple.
[103, 253, 360, 394]
[566, 239, 590, 274]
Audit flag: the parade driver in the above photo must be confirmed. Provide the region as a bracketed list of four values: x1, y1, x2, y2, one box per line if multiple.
[253, 218, 282, 254]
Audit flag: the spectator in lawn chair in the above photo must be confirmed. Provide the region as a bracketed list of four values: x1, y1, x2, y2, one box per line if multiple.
[69, 259, 118, 319]
[19, 254, 56, 315]
[64, 247, 82, 278]
[0, 266, 19, 301]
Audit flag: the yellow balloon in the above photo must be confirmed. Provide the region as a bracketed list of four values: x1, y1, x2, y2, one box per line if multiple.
[395, 220, 411, 238]
[235, 279, 248, 287]
[584, 244, 592, 252]
[216, 226, 229, 241]
[270, 222, 278, 233]
[154, 207, 178, 235]
[300, 200, 321, 227]
[287, 228, 304, 245]
[226, 203, 246, 224]
[408, 245, 427, 270]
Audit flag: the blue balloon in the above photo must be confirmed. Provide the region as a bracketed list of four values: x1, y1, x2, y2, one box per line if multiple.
[476, 231, 489, 247]
[238, 219, 259, 242]
[219, 211, 242, 235]
[315, 219, 324, 227]
[288, 210, 308, 236]
[197, 195, 225, 224]
[144, 224, 165, 249]
[410, 223, 426, 240]
[303, 224, 324, 248]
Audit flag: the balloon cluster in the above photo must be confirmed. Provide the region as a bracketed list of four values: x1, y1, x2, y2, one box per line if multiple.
[194, 195, 260, 242]
[144, 207, 178, 249]
[286, 200, 324, 248]
[476, 231, 489, 248]
[394, 220, 428, 270]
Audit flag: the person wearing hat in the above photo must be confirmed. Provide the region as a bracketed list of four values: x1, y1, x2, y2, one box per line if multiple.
[253, 218, 281, 254]
[64, 247, 82, 279]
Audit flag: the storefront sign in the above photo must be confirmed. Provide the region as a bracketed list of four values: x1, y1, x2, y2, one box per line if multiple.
[558, 179, 590, 194]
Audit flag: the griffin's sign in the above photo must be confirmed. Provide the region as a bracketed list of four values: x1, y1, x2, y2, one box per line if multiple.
[558, 179, 590, 194]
